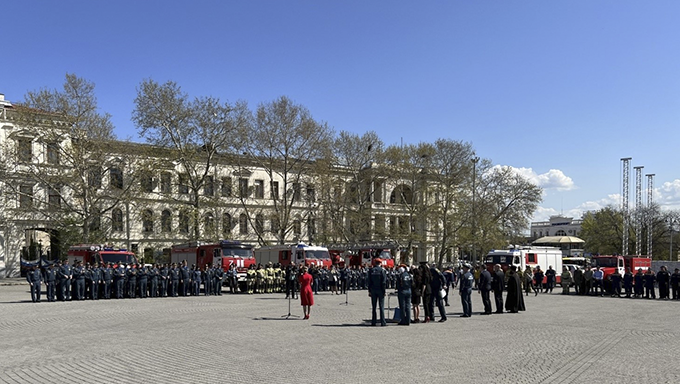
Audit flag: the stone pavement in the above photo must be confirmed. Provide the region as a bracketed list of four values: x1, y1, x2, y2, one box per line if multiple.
[0, 285, 679, 384]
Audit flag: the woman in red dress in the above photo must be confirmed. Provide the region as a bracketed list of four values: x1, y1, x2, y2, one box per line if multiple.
[298, 266, 314, 319]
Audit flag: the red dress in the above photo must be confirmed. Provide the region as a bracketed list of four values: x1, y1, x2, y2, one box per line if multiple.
[299, 272, 314, 306]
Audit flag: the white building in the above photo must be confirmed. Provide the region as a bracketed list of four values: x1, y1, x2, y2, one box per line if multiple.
[530, 215, 583, 240]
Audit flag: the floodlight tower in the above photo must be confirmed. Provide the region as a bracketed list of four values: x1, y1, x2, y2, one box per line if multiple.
[621, 158, 631, 256]
[646, 174, 655, 257]
[634, 166, 643, 255]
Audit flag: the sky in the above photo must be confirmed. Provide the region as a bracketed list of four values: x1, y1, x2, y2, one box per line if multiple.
[3, 1, 680, 225]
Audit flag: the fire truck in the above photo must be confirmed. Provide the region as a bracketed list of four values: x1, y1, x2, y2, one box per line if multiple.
[484, 246, 564, 283]
[67, 244, 138, 266]
[590, 255, 651, 278]
[170, 240, 256, 289]
[255, 243, 332, 268]
[327, 242, 397, 268]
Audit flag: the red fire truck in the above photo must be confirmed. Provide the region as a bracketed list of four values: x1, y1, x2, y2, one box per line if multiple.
[484, 246, 563, 283]
[255, 243, 332, 268]
[591, 255, 651, 278]
[170, 240, 256, 288]
[328, 242, 397, 268]
[67, 244, 138, 266]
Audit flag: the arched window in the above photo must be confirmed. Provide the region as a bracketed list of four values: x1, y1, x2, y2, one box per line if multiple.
[239, 213, 248, 235]
[255, 214, 264, 233]
[293, 219, 301, 236]
[204, 212, 215, 235]
[112, 208, 123, 232]
[390, 184, 413, 205]
[555, 230, 567, 236]
[161, 210, 172, 233]
[142, 209, 154, 233]
[222, 213, 232, 237]
[179, 210, 189, 234]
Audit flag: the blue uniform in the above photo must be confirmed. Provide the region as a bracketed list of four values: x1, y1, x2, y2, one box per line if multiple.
[59, 264, 72, 301]
[45, 267, 57, 302]
[459, 271, 474, 317]
[27, 268, 42, 303]
[114, 266, 126, 299]
[367, 265, 387, 326]
[73, 265, 85, 300]
[396, 270, 412, 325]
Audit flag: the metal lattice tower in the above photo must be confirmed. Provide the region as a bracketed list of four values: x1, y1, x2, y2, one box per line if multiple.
[647, 174, 655, 257]
[621, 158, 631, 256]
[634, 166, 643, 255]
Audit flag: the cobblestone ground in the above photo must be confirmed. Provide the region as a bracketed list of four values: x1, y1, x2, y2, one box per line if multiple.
[1, 285, 678, 384]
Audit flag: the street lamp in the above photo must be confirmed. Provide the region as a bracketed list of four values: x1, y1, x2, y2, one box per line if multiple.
[667, 218, 677, 261]
[471, 156, 479, 263]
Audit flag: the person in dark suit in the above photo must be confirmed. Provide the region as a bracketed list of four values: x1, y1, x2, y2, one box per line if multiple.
[505, 266, 525, 313]
[429, 264, 447, 322]
[419, 264, 432, 323]
[491, 264, 505, 314]
[367, 259, 387, 326]
[478, 265, 493, 314]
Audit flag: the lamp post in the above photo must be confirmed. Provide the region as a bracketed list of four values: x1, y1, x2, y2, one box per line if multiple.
[471, 156, 479, 263]
[667, 218, 677, 261]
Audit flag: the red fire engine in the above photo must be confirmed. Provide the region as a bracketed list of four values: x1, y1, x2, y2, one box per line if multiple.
[328, 242, 397, 268]
[170, 240, 256, 288]
[591, 255, 651, 278]
[67, 244, 138, 266]
[255, 243, 332, 268]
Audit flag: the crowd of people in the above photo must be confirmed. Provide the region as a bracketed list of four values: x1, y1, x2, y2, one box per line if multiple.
[25, 260, 227, 303]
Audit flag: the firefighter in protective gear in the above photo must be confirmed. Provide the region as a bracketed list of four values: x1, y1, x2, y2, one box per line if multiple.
[265, 262, 275, 293]
[274, 263, 283, 292]
[255, 264, 265, 293]
[246, 264, 256, 294]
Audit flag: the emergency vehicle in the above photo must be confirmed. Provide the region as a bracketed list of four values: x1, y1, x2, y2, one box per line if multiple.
[484, 246, 564, 284]
[562, 256, 588, 272]
[67, 244, 138, 266]
[327, 242, 397, 268]
[170, 240, 256, 287]
[590, 255, 651, 279]
[255, 243, 332, 268]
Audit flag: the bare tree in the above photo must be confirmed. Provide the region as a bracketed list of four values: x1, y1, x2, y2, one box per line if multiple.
[132, 79, 251, 241]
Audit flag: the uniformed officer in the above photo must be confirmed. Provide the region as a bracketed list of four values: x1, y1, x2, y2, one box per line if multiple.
[169, 263, 180, 297]
[149, 264, 159, 297]
[623, 267, 634, 298]
[367, 259, 387, 326]
[247, 264, 256, 294]
[102, 263, 113, 299]
[90, 263, 101, 300]
[265, 262, 275, 293]
[159, 263, 169, 297]
[203, 264, 212, 296]
[284, 264, 296, 298]
[180, 261, 190, 296]
[227, 264, 238, 294]
[213, 265, 223, 295]
[114, 263, 126, 299]
[657, 266, 671, 300]
[459, 263, 474, 317]
[396, 264, 412, 326]
[191, 264, 202, 296]
[26, 265, 42, 303]
[643, 269, 656, 299]
[633, 268, 644, 298]
[59, 260, 73, 301]
[73, 261, 85, 300]
[137, 264, 148, 298]
[671, 268, 680, 300]
[45, 263, 57, 302]
[127, 264, 138, 298]
[274, 263, 283, 293]
[255, 264, 265, 294]
[609, 268, 622, 297]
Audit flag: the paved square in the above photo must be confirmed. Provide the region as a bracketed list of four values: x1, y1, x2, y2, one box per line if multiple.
[0, 284, 678, 384]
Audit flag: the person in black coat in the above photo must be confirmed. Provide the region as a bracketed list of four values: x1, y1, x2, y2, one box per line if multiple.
[429, 264, 447, 322]
[657, 266, 671, 300]
[478, 266, 493, 315]
[505, 266, 525, 313]
[491, 264, 505, 314]
[419, 264, 433, 323]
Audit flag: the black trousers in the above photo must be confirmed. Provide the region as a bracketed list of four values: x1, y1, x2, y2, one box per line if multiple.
[493, 290, 503, 313]
[481, 290, 492, 314]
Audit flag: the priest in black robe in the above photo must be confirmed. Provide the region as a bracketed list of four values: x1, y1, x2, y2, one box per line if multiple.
[505, 266, 525, 313]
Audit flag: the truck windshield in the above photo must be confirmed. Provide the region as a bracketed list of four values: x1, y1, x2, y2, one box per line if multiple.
[101, 252, 138, 264]
[377, 250, 392, 259]
[222, 248, 253, 258]
[485, 255, 514, 265]
[305, 250, 330, 260]
[592, 258, 617, 268]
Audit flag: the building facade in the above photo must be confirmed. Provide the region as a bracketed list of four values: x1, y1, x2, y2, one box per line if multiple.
[530, 215, 583, 240]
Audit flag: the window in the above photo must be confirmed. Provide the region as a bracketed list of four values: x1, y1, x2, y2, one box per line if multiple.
[160, 172, 172, 193]
[254, 180, 264, 199]
[179, 211, 189, 234]
[239, 178, 249, 198]
[46, 142, 60, 165]
[161, 210, 172, 233]
[271, 215, 280, 234]
[307, 218, 316, 237]
[18, 138, 32, 163]
[255, 214, 264, 233]
[141, 172, 154, 193]
[239, 213, 248, 235]
[293, 219, 301, 236]
[399, 216, 409, 234]
[204, 176, 214, 196]
[142, 209, 154, 233]
[204, 212, 215, 235]
[270, 181, 279, 200]
[89, 212, 101, 233]
[221, 177, 232, 197]
[110, 167, 123, 189]
[389, 217, 397, 236]
[292, 183, 301, 202]
[306, 185, 315, 203]
[19, 185, 33, 209]
[178, 174, 189, 194]
[48, 186, 61, 210]
[112, 208, 124, 232]
[222, 213, 232, 237]
[88, 167, 102, 189]
[374, 181, 383, 203]
[374, 214, 386, 235]
[527, 253, 537, 264]
[390, 185, 413, 205]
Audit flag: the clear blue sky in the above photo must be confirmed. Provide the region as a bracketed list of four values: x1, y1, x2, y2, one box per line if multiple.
[4, 1, 680, 224]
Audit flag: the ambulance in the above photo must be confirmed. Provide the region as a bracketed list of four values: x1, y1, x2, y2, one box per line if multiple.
[484, 246, 564, 284]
